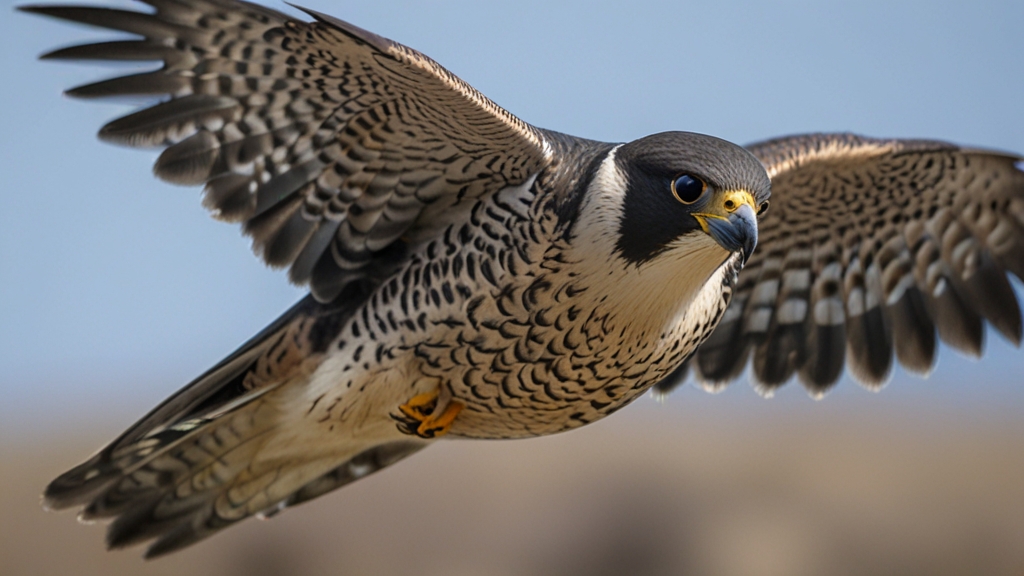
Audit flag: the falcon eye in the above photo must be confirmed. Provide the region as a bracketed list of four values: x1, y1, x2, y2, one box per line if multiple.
[671, 174, 707, 204]
[757, 201, 770, 216]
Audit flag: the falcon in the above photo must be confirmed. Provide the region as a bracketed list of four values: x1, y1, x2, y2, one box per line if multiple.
[22, 0, 1024, 558]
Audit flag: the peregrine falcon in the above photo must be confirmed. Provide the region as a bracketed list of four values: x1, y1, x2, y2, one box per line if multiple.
[22, 0, 1024, 558]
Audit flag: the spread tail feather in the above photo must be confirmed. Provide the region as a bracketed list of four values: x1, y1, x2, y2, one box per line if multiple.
[42, 295, 427, 557]
[46, 387, 427, 558]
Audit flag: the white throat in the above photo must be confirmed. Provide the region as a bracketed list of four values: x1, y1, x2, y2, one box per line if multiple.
[566, 146, 734, 340]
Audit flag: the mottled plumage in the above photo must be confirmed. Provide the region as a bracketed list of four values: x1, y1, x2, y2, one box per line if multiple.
[659, 135, 1024, 397]
[21, 0, 1024, 559]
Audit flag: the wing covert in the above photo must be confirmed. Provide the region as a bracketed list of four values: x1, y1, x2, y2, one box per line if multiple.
[679, 133, 1024, 397]
[23, 0, 551, 301]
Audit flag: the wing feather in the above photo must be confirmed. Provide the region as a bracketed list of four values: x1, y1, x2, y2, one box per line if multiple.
[22, 0, 551, 302]
[658, 134, 1024, 397]
[42, 296, 335, 511]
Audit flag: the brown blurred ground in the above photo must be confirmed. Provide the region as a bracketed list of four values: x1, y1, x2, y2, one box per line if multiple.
[3, 400, 1023, 576]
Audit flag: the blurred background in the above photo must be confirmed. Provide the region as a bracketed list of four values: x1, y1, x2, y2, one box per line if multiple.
[2, 0, 1023, 574]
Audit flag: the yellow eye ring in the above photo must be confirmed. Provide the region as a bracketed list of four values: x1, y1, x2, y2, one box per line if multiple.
[671, 174, 707, 204]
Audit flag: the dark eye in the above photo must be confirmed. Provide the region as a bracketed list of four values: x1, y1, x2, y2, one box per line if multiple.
[671, 174, 707, 204]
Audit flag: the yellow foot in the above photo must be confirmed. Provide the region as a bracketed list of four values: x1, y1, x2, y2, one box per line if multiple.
[398, 391, 440, 421]
[395, 387, 464, 439]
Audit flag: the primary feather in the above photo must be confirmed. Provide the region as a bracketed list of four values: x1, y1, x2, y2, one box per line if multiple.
[673, 135, 1024, 397]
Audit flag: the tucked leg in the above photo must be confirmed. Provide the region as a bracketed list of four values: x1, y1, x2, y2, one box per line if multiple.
[395, 384, 464, 439]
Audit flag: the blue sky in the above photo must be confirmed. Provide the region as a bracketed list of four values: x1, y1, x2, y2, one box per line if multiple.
[2, 0, 1023, 439]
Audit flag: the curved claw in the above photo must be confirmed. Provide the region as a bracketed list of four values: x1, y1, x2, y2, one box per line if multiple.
[395, 387, 464, 438]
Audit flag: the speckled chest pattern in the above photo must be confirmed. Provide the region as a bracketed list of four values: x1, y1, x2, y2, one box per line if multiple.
[319, 175, 738, 439]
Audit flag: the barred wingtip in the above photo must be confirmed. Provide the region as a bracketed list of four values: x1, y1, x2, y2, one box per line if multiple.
[804, 388, 827, 401]
[40, 40, 169, 62]
[143, 535, 188, 560]
[39, 491, 57, 513]
[797, 371, 841, 400]
[40, 447, 125, 513]
[17, 4, 126, 23]
[694, 379, 730, 395]
[38, 47, 69, 61]
[42, 475, 82, 511]
[855, 378, 889, 393]
[16, 4, 53, 14]
[76, 510, 99, 525]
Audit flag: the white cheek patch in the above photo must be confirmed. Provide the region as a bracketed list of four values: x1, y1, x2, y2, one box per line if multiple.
[570, 145, 628, 256]
[564, 145, 741, 345]
[585, 146, 628, 216]
[592, 145, 628, 198]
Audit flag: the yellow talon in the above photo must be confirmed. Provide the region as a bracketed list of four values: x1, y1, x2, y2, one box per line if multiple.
[398, 391, 439, 420]
[396, 386, 463, 439]
[417, 400, 463, 438]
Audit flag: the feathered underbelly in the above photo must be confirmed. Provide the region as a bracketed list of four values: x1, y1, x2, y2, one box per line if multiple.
[441, 272, 733, 438]
[304, 191, 737, 440]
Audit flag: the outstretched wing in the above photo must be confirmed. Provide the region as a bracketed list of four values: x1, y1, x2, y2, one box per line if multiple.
[659, 133, 1024, 397]
[22, 0, 550, 301]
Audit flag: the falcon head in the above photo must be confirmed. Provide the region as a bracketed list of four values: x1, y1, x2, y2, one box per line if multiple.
[610, 131, 771, 267]
[566, 131, 771, 336]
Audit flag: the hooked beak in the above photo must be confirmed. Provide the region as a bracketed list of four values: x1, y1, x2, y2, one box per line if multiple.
[692, 190, 759, 264]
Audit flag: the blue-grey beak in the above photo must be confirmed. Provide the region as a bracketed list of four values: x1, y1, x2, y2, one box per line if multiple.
[696, 203, 758, 264]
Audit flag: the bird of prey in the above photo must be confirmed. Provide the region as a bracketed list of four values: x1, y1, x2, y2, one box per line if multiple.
[22, 0, 1024, 558]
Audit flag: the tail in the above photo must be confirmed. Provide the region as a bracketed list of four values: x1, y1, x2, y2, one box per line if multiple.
[43, 297, 426, 558]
